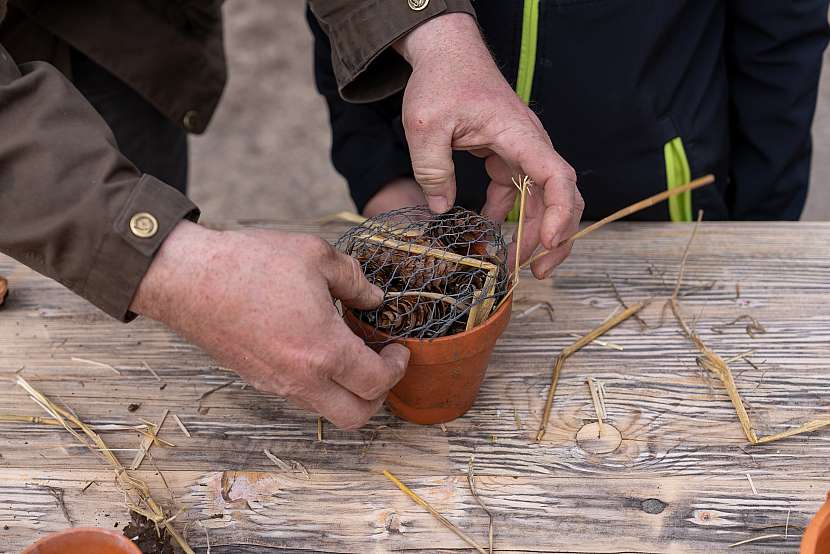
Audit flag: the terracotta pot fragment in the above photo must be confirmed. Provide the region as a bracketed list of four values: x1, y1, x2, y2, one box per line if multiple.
[22, 527, 142, 554]
[802, 491, 830, 554]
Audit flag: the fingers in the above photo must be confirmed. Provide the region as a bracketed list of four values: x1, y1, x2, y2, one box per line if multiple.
[529, 208, 579, 278]
[331, 340, 410, 402]
[488, 122, 582, 263]
[481, 155, 517, 223]
[403, 111, 456, 213]
[314, 335, 409, 430]
[314, 382, 386, 430]
[322, 247, 384, 310]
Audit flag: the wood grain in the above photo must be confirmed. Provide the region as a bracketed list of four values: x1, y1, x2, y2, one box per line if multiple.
[1, 221, 829, 553]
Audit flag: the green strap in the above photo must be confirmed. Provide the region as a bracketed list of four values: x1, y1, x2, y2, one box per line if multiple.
[664, 137, 693, 222]
[507, 0, 540, 222]
[516, 0, 539, 104]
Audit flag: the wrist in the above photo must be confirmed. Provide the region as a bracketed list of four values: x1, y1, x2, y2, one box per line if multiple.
[393, 12, 483, 67]
[129, 220, 216, 321]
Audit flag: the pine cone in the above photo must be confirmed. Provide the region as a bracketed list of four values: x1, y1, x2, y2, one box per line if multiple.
[0, 276, 7, 307]
[376, 295, 440, 336]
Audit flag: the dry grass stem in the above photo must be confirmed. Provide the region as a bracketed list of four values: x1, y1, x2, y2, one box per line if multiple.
[173, 414, 191, 438]
[728, 534, 784, 547]
[536, 302, 645, 442]
[316, 211, 367, 225]
[198, 381, 234, 403]
[606, 274, 649, 330]
[587, 377, 607, 437]
[512, 175, 532, 290]
[746, 473, 758, 495]
[515, 301, 555, 321]
[14, 377, 193, 553]
[513, 407, 522, 431]
[130, 409, 169, 471]
[43, 485, 72, 525]
[467, 457, 494, 554]
[317, 416, 323, 441]
[383, 470, 488, 554]
[387, 290, 463, 307]
[669, 215, 829, 445]
[711, 315, 767, 338]
[142, 361, 161, 381]
[199, 520, 211, 554]
[569, 334, 623, 351]
[523, 174, 715, 268]
[264, 449, 311, 480]
[71, 357, 121, 375]
[754, 418, 830, 444]
[672, 210, 704, 298]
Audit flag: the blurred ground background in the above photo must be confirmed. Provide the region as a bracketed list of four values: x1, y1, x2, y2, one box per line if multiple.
[189, 0, 830, 221]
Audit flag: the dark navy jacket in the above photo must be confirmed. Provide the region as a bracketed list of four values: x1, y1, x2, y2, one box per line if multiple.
[309, 1, 829, 221]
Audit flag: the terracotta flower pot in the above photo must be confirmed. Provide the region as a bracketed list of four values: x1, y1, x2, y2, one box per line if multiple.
[802, 491, 830, 554]
[22, 527, 141, 554]
[346, 294, 512, 424]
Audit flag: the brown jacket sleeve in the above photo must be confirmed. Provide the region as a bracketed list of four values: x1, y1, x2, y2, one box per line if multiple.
[307, 0, 475, 103]
[0, 44, 199, 320]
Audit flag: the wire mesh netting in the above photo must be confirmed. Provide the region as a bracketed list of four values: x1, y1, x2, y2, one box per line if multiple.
[337, 206, 510, 341]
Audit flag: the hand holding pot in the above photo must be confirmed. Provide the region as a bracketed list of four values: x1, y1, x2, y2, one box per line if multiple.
[130, 221, 410, 429]
[394, 13, 584, 278]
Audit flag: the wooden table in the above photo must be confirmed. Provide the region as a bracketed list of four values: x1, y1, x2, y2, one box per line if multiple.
[1, 221, 829, 553]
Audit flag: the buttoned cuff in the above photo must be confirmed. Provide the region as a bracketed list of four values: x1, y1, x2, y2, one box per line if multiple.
[82, 175, 200, 321]
[312, 0, 475, 103]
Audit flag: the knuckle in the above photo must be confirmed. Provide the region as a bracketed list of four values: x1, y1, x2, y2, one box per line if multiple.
[304, 236, 335, 261]
[560, 164, 578, 186]
[413, 169, 452, 190]
[304, 346, 339, 381]
[404, 107, 441, 134]
[334, 409, 371, 431]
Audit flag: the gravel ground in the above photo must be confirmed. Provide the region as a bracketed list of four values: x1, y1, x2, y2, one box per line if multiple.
[190, 0, 830, 222]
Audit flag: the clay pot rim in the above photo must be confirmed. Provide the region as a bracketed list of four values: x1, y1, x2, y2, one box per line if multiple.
[22, 527, 142, 554]
[347, 291, 513, 345]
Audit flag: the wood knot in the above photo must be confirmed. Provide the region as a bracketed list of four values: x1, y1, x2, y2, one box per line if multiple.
[384, 512, 402, 534]
[641, 498, 667, 514]
[575, 422, 622, 454]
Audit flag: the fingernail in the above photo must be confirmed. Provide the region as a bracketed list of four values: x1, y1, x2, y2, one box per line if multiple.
[427, 195, 449, 213]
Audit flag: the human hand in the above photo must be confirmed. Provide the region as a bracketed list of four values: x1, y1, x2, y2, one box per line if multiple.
[363, 177, 427, 217]
[394, 13, 584, 278]
[130, 221, 410, 429]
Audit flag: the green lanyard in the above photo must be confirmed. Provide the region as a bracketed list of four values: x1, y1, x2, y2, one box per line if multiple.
[507, 0, 540, 222]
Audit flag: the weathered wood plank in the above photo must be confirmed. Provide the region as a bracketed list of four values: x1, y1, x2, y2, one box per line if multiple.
[0, 469, 823, 553]
[1, 221, 829, 552]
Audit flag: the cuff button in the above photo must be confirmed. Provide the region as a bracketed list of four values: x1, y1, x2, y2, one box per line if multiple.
[408, 0, 429, 10]
[129, 212, 159, 238]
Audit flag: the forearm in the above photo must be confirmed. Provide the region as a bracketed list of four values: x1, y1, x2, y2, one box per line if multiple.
[0, 46, 198, 319]
[307, 0, 475, 102]
[393, 12, 486, 67]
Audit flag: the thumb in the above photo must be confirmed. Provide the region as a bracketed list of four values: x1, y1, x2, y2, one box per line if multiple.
[378, 343, 410, 383]
[325, 251, 384, 310]
[404, 120, 457, 213]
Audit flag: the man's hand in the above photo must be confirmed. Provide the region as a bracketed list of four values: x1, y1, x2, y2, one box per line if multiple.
[130, 221, 410, 429]
[394, 13, 584, 278]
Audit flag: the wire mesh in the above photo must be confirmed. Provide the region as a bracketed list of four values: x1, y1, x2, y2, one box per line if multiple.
[337, 206, 510, 341]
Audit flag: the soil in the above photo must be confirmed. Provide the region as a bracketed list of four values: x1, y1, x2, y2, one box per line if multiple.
[121, 511, 174, 554]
